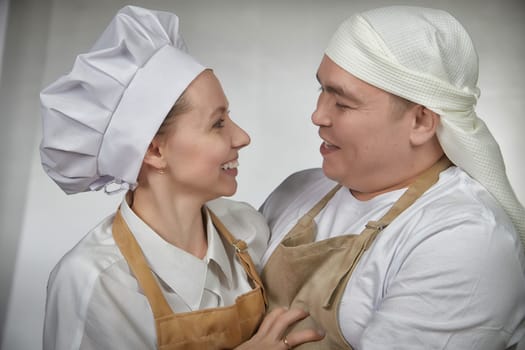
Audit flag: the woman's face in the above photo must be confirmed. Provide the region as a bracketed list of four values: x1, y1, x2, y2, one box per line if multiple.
[158, 70, 250, 202]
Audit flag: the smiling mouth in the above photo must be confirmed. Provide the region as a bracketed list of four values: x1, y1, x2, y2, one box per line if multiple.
[221, 160, 239, 170]
[322, 141, 339, 149]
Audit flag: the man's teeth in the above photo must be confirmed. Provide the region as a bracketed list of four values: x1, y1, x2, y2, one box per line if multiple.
[221, 160, 239, 170]
[324, 141, 336, 148]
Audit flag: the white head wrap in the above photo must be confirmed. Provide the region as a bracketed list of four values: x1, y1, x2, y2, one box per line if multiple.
[325, 6, 525, 249]
[40, 6, 205, 195]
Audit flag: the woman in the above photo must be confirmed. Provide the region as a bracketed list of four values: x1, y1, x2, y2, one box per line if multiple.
[40, 6, 323, 350]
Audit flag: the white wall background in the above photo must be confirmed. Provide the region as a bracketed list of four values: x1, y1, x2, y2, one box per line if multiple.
[1, 0, 524, 349]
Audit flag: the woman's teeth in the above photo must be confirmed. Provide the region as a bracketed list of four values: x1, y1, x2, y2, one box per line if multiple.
[221, 160, 239, 170]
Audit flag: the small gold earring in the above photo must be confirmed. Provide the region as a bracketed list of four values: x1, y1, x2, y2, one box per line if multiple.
[157, 168, 166, 175]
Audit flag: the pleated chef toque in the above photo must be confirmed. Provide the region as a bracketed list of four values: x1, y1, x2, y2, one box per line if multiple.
[325, 6, 525, 249]
[40, 5, 205, 195]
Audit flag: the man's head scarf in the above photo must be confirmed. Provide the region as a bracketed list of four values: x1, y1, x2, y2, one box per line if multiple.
[325, 6, 525, 249]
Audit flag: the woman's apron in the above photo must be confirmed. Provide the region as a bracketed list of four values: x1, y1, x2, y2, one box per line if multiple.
[261, 157, 451, 349]
[112, 208, 266, 350]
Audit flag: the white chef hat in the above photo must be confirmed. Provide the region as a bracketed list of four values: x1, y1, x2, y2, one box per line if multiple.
[40, 5, 205, 195]
[325, 6, 525, 249]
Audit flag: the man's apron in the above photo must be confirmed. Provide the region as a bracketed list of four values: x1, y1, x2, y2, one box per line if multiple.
[261, 157, 451, 349]
[112, 208, 266, 350]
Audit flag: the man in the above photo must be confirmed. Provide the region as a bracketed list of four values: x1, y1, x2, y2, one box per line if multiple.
[260, 6, 525, 350]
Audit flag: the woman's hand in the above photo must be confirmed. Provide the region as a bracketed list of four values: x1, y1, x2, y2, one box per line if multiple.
[235, 307, 325, 349]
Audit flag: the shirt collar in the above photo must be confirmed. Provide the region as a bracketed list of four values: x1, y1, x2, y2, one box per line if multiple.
[118, 197, 234, 309]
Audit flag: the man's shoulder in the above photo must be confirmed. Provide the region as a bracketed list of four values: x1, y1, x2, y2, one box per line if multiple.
[425, 166, 514, 226]
[280, 167, 329, 188]
[260, 168, 336, 222]
[269, 168, 335, 200]
[392, 166, 522, 255]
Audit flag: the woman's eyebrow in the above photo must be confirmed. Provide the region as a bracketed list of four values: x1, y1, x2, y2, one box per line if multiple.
[209, 106, 228, 118]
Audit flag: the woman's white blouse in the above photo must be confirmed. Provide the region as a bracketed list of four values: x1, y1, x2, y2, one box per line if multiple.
[43, 197, 269, 350]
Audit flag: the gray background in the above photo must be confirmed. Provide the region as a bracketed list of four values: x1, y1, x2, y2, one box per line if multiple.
[1, 0, 524, 349]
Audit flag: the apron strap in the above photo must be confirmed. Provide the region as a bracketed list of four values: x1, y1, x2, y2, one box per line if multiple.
[208, 209, 268, 306]
[360, 156, 453, 249]
[112, 211, 174, 319]
[298, 183, 343, 226]
[324, 156, 452, 308]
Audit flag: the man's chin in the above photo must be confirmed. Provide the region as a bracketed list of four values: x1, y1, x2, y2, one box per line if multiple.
[321, 163, 341, 183]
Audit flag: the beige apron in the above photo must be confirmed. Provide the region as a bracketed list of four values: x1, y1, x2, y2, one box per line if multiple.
[261, 157, 451, 349]
[112, 208, 267, 350]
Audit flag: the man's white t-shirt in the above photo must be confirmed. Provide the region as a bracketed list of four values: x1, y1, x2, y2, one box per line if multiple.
[261, 166, 525, 349]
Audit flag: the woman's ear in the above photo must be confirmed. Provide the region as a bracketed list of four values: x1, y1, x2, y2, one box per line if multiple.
[409, 105, 440, 146]
[142, 136, 167, 171]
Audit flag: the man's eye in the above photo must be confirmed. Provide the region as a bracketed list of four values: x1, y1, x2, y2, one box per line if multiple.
[336, 103, 352, 109]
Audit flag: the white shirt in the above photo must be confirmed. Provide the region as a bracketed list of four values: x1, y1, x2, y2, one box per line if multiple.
[43, 197, 269, 350]
[261, 166, 525, 350]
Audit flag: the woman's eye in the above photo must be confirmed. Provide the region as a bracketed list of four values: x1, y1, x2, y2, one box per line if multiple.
[213, 118, 225, 128]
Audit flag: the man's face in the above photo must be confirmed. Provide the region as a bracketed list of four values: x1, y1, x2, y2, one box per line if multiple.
[312, 55, 416, 198]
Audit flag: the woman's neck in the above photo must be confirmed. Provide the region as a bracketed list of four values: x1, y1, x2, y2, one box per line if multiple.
[129, 186, 208, 259]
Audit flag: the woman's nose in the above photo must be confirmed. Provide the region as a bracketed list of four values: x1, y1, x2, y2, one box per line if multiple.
[231, 120, 251, 149]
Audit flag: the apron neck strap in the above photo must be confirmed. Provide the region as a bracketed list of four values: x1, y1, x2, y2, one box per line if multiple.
[207, 209, 268, 306]
[299, 183, 343, 226]
[301, 156, 452, 232]
[112, 211, 174, 318]
[360, 156, 453, 247]
[323, 156, 452, 308]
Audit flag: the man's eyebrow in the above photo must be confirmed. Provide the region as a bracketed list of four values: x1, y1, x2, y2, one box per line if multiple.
[316, 74, 361, 102]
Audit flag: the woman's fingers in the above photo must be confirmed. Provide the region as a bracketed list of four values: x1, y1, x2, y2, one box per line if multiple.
[257, 307, 309, 338]
[255, 307, 289, 335]
[234, 307, 324, 349]
[269, 308, 309, 337]
[283, 328, 326, 348]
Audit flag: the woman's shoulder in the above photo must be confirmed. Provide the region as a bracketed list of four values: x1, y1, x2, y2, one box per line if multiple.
[44, 213, 142, 349]
[48, 213, 124, 296]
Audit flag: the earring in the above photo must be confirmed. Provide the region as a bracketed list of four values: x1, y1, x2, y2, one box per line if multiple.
[157, 168, 166, 175]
